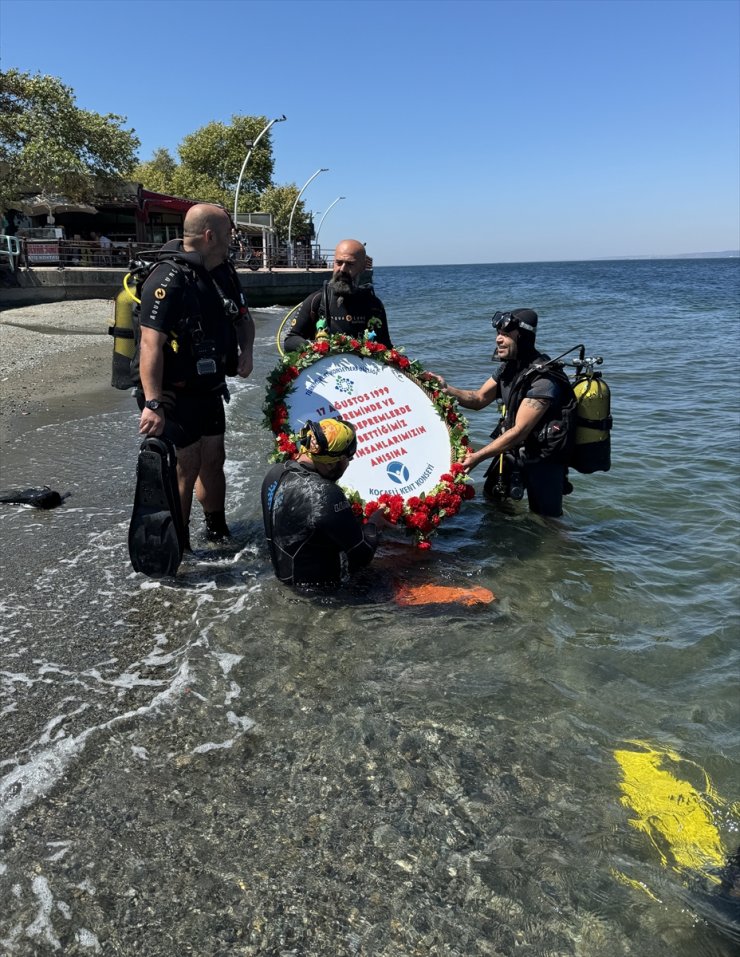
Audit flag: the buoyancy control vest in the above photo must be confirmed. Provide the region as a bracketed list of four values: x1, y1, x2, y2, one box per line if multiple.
[496, 352, 612, 473]
[109, 249, 242, 391]
[313, 281, 385, 338]
[497, 355, 578, 466]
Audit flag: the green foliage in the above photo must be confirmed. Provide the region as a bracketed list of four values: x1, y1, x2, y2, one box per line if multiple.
[0, 69, 140, 213]
[135, 115, 274, 211]
[1, 70, 302, 240]
[258, 184, 311, 243]
[131, 148, 178, 195]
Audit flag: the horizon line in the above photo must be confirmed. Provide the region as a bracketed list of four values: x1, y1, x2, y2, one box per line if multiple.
[373, 252, 740, 268]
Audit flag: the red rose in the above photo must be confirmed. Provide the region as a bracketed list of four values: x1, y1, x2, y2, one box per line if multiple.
[277, 433, 297, 456]
[313, 340, 330, 354]
[417, 540, 432, 551]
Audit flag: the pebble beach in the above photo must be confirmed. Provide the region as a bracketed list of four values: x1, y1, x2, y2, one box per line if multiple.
[0, 299, 116, 444]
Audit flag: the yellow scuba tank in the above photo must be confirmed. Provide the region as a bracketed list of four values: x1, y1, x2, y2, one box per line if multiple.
[108, 275, 138, 390]
[572, 372, 611, 473]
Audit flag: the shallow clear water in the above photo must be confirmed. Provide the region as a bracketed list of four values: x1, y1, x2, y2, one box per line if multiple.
[1, 259, 738, 955]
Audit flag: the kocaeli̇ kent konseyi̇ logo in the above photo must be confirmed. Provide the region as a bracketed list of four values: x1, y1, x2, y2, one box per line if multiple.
[386, 460, 410, 484]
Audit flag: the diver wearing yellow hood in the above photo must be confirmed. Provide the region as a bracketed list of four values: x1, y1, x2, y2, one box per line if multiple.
[261, 418, 382, 588]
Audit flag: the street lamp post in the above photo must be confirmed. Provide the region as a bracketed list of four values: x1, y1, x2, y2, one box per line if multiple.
[232, 114, 286, 225]
[315, 196, 346, 252]
[287, 168, 328, 267]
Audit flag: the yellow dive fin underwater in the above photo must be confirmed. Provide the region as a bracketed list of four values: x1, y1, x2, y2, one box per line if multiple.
[613, 740, 740, 938]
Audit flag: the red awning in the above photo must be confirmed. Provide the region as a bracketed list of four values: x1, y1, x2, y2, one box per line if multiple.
[139, 190, 199, 215]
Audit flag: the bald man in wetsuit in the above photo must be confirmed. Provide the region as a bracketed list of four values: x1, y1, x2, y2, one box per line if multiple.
[134, 203, 255, 542]
[283, 239, 392, 353]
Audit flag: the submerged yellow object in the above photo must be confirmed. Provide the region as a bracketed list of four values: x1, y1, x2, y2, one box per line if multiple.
[614, 741, 733, 879]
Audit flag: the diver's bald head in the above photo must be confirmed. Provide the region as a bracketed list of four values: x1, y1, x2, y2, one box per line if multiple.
[182, 203, 232, 268]
[332, 239, 366, 290]
[183, 204, 231, 238]
[334, 239, 366, 268]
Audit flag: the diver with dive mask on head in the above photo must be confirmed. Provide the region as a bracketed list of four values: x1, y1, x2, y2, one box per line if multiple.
[430, 308, 575, 517]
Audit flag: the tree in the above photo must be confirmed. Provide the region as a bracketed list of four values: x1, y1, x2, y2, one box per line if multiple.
[176, 115, 275, 210]
[258, 184, 311, 244]
[133, 117, 306, 240]
[131, 148, 178, 195]
[0, 69, 140, 214]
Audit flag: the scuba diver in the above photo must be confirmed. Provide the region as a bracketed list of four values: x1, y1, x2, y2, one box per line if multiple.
[261, 417, 385, 589]
[282, 239, 392, 353]
[127, 204, 255, 577]
[435, 309, 575, 517]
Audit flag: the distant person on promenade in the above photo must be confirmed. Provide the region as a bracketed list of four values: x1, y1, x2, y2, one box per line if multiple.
[261, 418, 384, 588]
[98, 233, 113, 265]
[283, 238, 392, 353]
[434, 309, 573, 517]
[132, 203, 255, 546]
[88, 231, 100, 265]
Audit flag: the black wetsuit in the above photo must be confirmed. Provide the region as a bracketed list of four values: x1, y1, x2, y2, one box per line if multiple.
[131, 241, 245, 448]
[261, 460, 378, 587]
[488, 352, 573, 517]
[283, 282, 391, 353]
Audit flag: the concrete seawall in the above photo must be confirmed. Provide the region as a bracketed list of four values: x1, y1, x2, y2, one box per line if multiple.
[0, 266, 332, 309]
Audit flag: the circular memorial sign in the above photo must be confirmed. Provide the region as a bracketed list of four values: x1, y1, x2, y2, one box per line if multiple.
[285, 353, 452, 501]
[264, 337, 475, 547]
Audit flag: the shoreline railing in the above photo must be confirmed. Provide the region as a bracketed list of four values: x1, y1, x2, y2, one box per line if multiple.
[8, 238, 344, 272]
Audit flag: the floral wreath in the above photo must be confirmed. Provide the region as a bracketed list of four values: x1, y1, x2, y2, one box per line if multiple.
[263, 326, 475, 549]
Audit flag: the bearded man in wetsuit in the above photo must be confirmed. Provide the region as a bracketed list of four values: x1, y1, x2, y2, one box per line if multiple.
[283, 239, 392, 353]
[436, 309, 572, 517]
[261, 418, 384, 588]
[134, 203, 255, 543]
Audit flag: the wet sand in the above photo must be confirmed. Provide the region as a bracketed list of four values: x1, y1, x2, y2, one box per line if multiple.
[0, 299, 125, 446]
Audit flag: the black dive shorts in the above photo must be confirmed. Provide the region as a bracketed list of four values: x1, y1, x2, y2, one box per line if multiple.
[137, 390, 226, 450]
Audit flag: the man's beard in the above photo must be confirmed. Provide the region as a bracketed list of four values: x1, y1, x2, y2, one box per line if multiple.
[330, 274, 354, 296]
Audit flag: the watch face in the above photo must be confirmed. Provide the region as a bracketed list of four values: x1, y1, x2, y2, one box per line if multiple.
[145, 400, 161, 410]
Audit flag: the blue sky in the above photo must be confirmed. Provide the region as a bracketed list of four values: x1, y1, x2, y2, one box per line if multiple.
[1, 0, 738, 265]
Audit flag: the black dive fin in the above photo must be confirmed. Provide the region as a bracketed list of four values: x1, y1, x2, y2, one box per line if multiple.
[0, 486, 63, 509]
[128, 438, 186, 577]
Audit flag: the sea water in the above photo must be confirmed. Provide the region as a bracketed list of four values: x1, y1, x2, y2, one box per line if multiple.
[0, 258, 738, 955]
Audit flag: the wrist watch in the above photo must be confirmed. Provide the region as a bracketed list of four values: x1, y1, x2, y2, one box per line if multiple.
[144, 399, 163, 411]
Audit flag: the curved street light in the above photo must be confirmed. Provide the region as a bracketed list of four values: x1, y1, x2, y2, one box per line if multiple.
[315, 196, 346, 250]
[287, 168, 328, 266]
[232, 114, 286, 225]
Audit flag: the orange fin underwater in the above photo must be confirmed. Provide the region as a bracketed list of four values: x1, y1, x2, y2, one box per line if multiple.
[394, 583, 495, 607]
